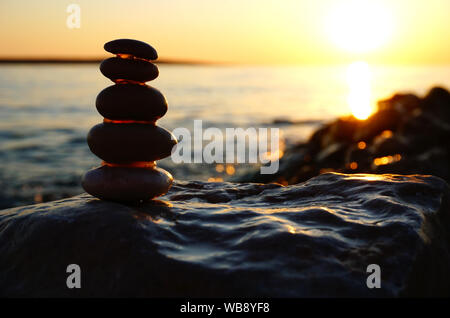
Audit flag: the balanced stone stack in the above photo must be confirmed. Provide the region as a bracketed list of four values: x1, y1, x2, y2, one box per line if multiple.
[82, 39, 177, 202]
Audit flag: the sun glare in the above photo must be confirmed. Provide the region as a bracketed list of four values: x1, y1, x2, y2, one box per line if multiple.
[346, 61, 374, 120]
[326, 1, 393, 53]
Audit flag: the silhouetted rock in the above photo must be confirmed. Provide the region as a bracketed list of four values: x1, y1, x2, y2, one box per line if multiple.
[96, 84, 168, 121]
[100, 57, 159, 82]
[87, 123, 177, 163]
[104, 39, 158, 60]
[82, 165, 173, 202]
[422, 86, 450, 119]
[237, 86, 450, 185]
[1, 173, 449, 297]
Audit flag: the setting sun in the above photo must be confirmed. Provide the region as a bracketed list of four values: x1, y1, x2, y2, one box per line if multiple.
[325, 0, 393, 53]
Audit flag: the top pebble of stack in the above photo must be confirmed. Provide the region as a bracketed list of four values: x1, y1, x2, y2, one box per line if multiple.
[104, 39, 158, 60]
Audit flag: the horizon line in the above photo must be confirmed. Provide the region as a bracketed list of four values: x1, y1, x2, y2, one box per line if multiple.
[0, 57, 214, 65]
[0, 57, 450, 67]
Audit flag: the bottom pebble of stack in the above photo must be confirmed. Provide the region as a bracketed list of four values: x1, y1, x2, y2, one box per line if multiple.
[82, 165, 173, 202]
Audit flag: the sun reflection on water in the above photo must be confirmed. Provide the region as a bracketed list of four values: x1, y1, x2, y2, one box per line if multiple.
[346, 61, 375, 120]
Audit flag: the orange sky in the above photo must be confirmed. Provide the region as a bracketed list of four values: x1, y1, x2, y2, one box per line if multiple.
[0, 0, 449, 64]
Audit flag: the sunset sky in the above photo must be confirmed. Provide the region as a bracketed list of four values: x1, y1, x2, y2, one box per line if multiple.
[0, 0, 449, 64]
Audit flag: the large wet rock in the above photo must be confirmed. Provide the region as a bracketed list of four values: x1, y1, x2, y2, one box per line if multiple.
[1, 173, 449, 297]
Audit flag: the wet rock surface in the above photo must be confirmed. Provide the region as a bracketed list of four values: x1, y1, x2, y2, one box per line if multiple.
[1, 173, 449, 297]
[237, 86, 450, 186]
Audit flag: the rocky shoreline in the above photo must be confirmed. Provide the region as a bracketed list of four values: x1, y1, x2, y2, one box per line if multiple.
[1, 86, 450, 297]
[237, 86, 450, 186]
[1, 172, 449, 297]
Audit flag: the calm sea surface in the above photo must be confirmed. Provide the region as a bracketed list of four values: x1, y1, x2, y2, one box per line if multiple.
[1, 64, 449, 207]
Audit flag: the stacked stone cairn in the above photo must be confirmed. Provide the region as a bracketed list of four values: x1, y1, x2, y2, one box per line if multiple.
[82, 39, 177, 202]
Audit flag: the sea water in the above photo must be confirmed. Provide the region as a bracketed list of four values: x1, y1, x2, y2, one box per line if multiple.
[0, 63, 449, 207]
